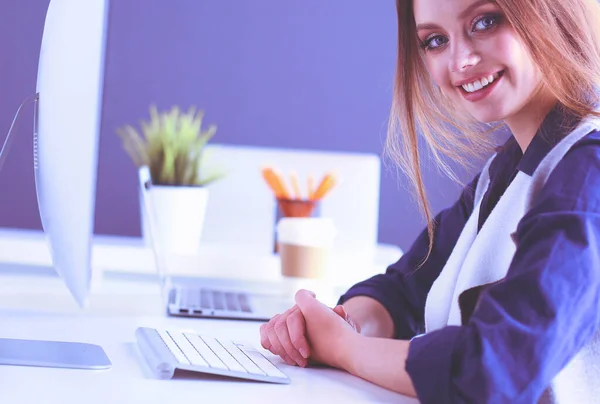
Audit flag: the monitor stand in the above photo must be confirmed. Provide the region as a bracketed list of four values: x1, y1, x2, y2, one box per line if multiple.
[0, 338, 111, 370]
[0, 96, 111, 370]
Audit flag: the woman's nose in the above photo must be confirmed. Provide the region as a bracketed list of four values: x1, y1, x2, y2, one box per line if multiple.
[449, 39, 480, 73]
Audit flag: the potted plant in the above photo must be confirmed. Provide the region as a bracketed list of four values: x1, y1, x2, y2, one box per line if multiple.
[117, 105, 223, 255]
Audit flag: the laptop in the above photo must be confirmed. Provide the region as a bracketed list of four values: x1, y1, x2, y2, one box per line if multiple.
[138, 166, 294, 321]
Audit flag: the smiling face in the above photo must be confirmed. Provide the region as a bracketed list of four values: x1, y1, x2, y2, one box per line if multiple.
[414, 0, 545, 123]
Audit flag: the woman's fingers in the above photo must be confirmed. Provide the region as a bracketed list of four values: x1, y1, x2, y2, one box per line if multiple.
[265, 313, 297, 366]
[273, 307, 308, 367]
[332, 304, 346, 318]
[286, 306, 311, 362]
[333, 304, 361, 334]
[259, 297, 320, 367]
[259, 322, 272, 351]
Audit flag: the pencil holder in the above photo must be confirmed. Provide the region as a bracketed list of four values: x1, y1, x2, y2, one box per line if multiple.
[273, 198, 321, 253]
[277, 198, 318, 218]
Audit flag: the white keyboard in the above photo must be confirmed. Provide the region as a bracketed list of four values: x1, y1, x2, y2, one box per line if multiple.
[135, 327, 290, 384]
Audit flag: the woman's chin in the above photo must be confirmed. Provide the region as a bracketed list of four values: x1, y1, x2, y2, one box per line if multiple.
[466, 106, 508, 124]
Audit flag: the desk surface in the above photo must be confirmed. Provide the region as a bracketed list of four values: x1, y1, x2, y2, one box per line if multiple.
[0, 232, 417, 404]
[0, 228, 402, 290]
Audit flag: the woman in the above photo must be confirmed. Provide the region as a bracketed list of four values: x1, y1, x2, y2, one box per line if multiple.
[260, 0, 600, 402]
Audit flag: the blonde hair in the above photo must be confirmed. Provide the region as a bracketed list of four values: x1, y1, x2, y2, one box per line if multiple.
[387, 0, 600, 264]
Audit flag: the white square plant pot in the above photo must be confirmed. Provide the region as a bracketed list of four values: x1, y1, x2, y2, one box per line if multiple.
[140, 184, 209, 256]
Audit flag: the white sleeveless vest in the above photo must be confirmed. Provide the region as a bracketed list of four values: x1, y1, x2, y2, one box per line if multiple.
[423, 115, 600, 403]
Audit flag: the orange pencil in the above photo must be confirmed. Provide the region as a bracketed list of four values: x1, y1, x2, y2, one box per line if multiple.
[312, 173, 336, 200]
[289, 171, 302, 200]
[272, 168, 291, 200]
[307, 174, 315, 200]
[261, 168, 281, 196]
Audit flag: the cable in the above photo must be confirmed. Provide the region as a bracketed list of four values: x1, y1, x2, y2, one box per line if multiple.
[0, 93, 39, 174]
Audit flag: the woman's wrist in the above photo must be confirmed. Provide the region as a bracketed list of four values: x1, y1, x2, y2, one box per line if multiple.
[337, 331, 364, 375]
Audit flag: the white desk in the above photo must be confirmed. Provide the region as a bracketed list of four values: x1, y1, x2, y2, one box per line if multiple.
[0, 230, 417, 404]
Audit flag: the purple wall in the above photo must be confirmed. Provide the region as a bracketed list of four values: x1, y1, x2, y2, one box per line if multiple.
[0, 0, 480, 251]
[0, 1, 47, 231]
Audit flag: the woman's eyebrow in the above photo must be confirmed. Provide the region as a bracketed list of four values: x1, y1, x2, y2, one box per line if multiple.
[458, 0, 493, 19]
[416, 23, 440, 32]
[416, 0, 493, 32]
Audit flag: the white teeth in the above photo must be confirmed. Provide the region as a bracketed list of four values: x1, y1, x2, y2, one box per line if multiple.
[461, 72, 500, 93]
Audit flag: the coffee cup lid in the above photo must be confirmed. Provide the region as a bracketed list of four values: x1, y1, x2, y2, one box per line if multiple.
[276, 217, 337, 248]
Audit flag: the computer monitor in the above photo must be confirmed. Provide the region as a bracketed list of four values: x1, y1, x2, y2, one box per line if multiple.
[0, 0, 112, 371]
[34, 0, 109, 307]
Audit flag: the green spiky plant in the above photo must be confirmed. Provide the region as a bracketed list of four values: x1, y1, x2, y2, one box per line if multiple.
[117, 105, 224, 186]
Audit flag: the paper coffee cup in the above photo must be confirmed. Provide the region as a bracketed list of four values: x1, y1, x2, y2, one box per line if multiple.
[276, 217, 336, 279]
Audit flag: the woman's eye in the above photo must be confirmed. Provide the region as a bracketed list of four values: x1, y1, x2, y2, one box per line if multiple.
[422, 35, 448, 51]
[473, 14, 500, 31]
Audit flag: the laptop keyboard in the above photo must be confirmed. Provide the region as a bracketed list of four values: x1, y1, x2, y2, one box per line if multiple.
[180, 288, 252, 313]
[157, 329, 287, 380]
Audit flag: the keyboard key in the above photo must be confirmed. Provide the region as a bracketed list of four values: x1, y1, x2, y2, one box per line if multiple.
[182, 288, 191, 305]
[168, 288, 177, 305]
[238, 294, 252, 313]
[168, 331, 209, 367]
[218, 339, 266, 376]
[226, 293, 239, 311]
[157, 329, 190, 364]
[183, 333, 228, 370]
[201, 336, 247, 373]
[186, 289, 200, 308]
[213, 291, 225, 310]
[242, 349, 288, 379]
[200, 289, 212, 309]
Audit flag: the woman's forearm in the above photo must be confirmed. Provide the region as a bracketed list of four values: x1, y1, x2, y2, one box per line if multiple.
[339, 296, 415, 395]
[343, 335, 417, 397]
[342, 296, 395, 338]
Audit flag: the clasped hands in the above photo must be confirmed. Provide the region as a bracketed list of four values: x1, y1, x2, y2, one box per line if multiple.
[259, 289, 361, 371]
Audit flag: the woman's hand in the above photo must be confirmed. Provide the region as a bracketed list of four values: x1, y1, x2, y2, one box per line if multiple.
[259, 290, 360, 367]
[264, 290, 415, 396]
[294, 289, 362, 371]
